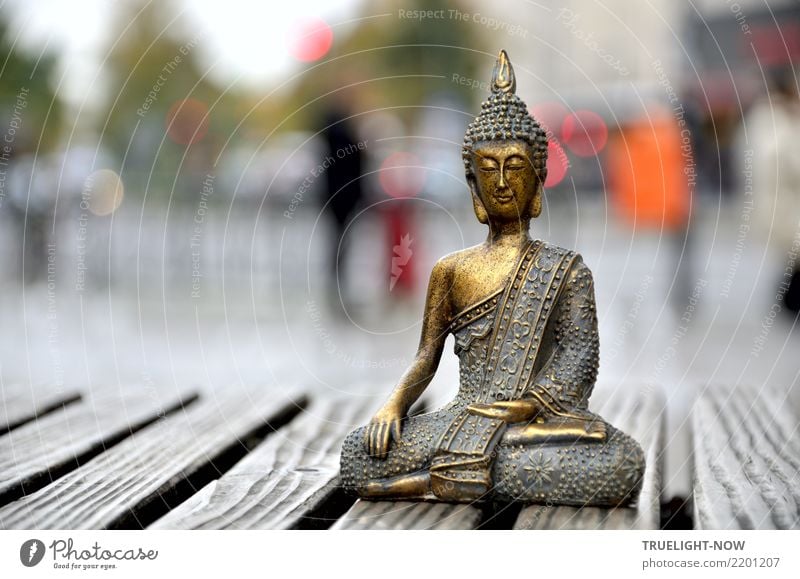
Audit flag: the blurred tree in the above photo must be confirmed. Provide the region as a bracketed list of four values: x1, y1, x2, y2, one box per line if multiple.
[0, 16, 63, 152]
[0, 15, 64, 282]
[250, 0, 488, 134]
[97, 0, 243, 199]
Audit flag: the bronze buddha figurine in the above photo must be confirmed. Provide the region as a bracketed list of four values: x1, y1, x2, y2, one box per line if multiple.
[340, 50, 645, 506]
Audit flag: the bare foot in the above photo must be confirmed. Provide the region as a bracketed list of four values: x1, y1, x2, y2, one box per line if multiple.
[358, 472, 432, 500]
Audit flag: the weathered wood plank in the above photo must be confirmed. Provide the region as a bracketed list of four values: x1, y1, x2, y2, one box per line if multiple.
[692, 384, 800, 529]
[0, 385, 82, 435]
[0, 388, 194, 506]
[514, 385, 666, 530]
[150, 395, 374, 529]
[0, 388, 304, 529]
[332, 499, 483, 530]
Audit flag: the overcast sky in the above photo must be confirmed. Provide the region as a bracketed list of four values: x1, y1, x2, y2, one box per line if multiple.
[1, 0, 365, 110]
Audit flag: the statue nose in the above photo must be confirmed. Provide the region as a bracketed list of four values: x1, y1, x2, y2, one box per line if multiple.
[497, 171, 507, 189]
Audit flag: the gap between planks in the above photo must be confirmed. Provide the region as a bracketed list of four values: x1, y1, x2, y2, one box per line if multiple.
[0, 388, 305, 529]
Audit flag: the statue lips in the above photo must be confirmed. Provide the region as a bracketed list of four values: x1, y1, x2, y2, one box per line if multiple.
[493, 192, 514, 204]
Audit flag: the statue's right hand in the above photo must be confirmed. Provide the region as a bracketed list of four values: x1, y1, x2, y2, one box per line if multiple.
[365, 403, 404, 459]
[467, 398, 543, 423]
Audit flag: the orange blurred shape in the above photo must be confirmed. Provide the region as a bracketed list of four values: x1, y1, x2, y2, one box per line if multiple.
[562, 110, 608, 157]
[166, 99, 209, 145]
[606, 113, 689, 230]
[289, 17, 333, 62]
[379, 152, 426, 198]
[545, 138, 568, 187]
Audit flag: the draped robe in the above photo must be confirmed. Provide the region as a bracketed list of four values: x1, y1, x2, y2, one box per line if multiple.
[340, 241, 645, 506]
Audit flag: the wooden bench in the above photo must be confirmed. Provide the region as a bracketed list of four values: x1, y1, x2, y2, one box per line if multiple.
[150, 395, 375, 530]
[692, 383, 800, 529]
[0, 383, 666, 530]
[0, 386, 304, 529]
[0, 384, 82, 436]
[0, 386, 195, 507]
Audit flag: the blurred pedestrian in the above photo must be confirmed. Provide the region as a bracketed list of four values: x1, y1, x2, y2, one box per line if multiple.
[319, 101, 365, 308]
[6, 152, 56, 283]
[606, 106, 693, 307]
[743, 69, 800, 317]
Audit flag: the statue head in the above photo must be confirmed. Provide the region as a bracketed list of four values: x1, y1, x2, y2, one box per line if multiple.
[462, 50, 548, 225]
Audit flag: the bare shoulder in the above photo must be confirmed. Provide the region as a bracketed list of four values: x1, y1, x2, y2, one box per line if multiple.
[434, 243, 485, 276]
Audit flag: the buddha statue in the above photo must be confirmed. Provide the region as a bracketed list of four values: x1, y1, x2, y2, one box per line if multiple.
[340, 50, 645, 507]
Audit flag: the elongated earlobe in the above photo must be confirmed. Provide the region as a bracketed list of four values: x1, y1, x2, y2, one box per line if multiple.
[529, 184, 543, 218]
[469, 178, 489, 224]
[473, 194, 489, 224]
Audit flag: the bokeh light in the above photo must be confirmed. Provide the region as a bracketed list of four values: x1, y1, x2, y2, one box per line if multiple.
[288, 17, 333, 62]
[165, 99, 210, 145]
[84, 169, 124, 216]
[531, 101, 569, 136]
[561, 109, 608, 157]
[379, 152, 426, 199]
[544, 139, 568, 187]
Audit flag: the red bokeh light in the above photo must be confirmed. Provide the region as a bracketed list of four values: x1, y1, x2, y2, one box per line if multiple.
[561, 109, 608, 157]
[379, 152, 426, 198]
[289, 18, 333, 62]
[531, 101, 568, 136]
[545, 139, 568, 187]
[165, 99, 209, 146]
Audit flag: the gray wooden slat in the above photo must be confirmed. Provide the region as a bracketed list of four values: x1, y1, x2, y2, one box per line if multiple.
[692, 384, 800, 529]
[514, 385, 666, 530]
[1, 386, 82, 435]
[332, 499, 482, 530]
[0, 387, 194, 506]
[150, 394, 374, 529]
[0, 388, 304, 529]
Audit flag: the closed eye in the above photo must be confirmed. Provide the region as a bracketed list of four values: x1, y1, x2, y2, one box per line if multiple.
[505, 156, 527, 170]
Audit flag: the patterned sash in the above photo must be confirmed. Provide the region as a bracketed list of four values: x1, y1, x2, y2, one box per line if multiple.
[430, 241, 577, 501]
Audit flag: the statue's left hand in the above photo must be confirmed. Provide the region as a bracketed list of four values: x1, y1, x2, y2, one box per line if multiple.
[467, 398, 543, 423]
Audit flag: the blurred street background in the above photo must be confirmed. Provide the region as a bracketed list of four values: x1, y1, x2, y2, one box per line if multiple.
[1, 0, 799, 502]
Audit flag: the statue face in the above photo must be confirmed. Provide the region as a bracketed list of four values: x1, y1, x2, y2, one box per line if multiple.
[469, 140, 540, 223]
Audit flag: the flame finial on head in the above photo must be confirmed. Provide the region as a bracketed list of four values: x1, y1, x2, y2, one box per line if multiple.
[491, 49, 516, 94]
